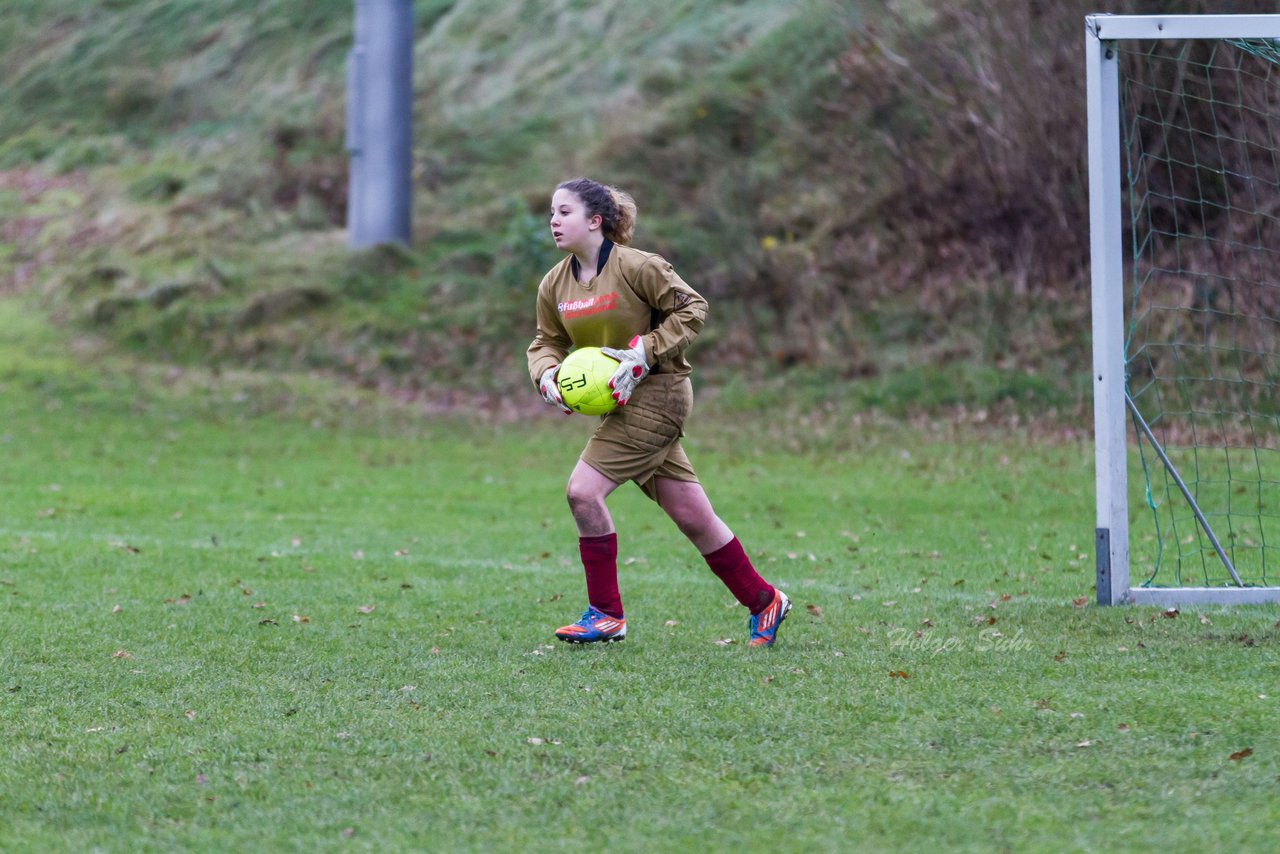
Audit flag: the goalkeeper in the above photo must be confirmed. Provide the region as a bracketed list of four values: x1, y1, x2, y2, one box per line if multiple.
[526, 176, 790, 647]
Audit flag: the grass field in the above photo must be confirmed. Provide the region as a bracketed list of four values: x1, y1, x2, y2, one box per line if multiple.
[1, 296, 1278, 852]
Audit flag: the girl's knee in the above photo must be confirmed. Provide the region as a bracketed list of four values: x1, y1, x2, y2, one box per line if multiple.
[566, 482, 603, 515]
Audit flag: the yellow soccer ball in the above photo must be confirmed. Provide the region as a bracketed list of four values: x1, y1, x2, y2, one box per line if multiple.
[557, 347, 619, 416]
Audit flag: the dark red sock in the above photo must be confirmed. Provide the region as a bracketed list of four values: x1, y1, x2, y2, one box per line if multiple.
[704, 537, 775, 614]
[579, 533, 623, 618]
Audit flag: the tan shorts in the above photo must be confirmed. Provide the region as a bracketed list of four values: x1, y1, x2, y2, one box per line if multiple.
[579, 372, 699, 501]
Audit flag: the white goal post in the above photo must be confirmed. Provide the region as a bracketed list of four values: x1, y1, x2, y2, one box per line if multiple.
[1087, 14, 1280, 606]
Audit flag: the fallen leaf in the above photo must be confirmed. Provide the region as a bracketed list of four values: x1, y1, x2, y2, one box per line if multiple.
[111, 604, 123, 614]
[1229, 747, 1253, 762]
[575, 775, 590, 786]
[806, 604, 823, 618]
[1072, 596, 1089, 608]
[1161, 607, 1180, 619]
[664, 620, 678, 627]
[714, 638, 737, 646]
[1118, 723, 1131, 733]
[889, 670, 909, 679]
[1075, 740, 1093, 748]
[292, 615, 310, 624]
[1053, 650, 1068, 662]
[1199, 614, 1212, 625]
[920, 618, 934, 628]
[356, 605, 376, 614]
[184, 710, 197, 721]
[112, 650, 132, 659]
[763, 675, 775, 685]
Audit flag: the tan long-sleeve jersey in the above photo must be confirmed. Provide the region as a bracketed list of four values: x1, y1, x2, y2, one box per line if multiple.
[526, 243, 708, 385]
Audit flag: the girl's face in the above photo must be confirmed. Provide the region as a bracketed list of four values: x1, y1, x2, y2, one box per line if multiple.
[549, 188, 600, 254]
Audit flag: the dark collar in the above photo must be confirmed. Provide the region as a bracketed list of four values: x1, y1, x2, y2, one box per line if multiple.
[570, 239, 614, 280]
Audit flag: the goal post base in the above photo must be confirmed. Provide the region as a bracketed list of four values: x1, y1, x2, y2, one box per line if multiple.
[1095, 527, 1113, 606]
[1125, 587, 1280, 607]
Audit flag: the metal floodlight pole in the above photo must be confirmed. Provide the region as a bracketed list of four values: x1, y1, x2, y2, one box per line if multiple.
[346, 0, 414, 248]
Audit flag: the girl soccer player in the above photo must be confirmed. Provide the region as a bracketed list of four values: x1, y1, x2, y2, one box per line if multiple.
[526, 177, 791, 646]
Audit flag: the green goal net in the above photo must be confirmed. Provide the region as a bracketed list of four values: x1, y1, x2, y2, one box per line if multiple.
[1120, 34, 1280, 589]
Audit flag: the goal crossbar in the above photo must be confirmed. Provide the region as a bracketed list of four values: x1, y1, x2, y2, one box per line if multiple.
[1088, 14, 1280, 41]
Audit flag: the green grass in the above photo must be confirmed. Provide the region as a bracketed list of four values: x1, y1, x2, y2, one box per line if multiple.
[1, 297, 1278, 852]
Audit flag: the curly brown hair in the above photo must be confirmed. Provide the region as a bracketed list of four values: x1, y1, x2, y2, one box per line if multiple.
[556, 177, 637, 245]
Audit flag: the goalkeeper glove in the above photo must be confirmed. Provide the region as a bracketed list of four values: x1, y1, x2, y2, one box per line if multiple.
[539, 365, 572, 414]
[601, 335, 650, 407]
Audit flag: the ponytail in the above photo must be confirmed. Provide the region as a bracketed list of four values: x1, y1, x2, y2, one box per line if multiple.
[605, 186, 636, 245]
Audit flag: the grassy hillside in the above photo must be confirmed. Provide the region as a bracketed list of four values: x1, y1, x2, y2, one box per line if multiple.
[8, 0, 1267, 413]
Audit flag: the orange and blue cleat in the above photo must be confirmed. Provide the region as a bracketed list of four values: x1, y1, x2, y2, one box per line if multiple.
[555, 606, 627, 644]
[748, 588, 791, 647]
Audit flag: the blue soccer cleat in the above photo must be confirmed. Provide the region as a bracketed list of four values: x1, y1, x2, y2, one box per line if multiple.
[748, 588, 791, 647]
[555, 606, 627, 644]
